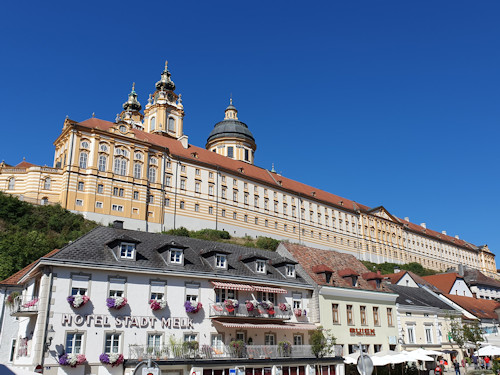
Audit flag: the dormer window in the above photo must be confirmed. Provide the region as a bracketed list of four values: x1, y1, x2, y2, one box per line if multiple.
[170, 249, 183, 264]
[285, 264, 296, 278]
[256, 260, 266, 274]
[216, 254, 227, 269]
[352, 276, 358, 287]
[120, 243, 135, 259]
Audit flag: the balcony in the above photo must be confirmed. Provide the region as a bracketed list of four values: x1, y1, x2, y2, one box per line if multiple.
[209, 303, 293, 320]
[10, 296, 39, 316]
[128, 344, 343, 361]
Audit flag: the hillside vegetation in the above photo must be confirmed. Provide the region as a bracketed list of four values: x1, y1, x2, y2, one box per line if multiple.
[361, 260, 438, 276]
[0, 192, 98, 280]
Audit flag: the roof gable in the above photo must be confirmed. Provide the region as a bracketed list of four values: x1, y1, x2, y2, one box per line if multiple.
[367, 206, 400, 223]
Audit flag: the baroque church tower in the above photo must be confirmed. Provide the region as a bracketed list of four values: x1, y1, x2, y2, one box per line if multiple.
[142, 61, 186, 143]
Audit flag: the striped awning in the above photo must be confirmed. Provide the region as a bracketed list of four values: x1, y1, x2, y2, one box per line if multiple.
[213, 321, 316, 330]
[211, 281, 255, 291]
[211, 281, 287, 294]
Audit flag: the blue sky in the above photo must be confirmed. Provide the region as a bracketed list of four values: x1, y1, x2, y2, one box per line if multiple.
[1, 1, 499, 262]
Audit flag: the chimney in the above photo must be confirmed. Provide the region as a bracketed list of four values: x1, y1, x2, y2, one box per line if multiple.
[442, 230, 447, 235]
[455, 235, 460, 239]
[404, 217, 409, 222]
[458, 264, 464, 276]
[420, 223, 426, 229]
[113, 220, 124, 229]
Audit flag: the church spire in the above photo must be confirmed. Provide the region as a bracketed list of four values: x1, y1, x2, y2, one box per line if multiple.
[155, 60, 176, 91]
[122, 82, 142, 112]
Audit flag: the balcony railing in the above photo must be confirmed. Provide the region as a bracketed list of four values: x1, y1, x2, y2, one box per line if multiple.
[10, 296, 39, 316]
[128, 344, 343, 361]
[209, 303, 293, 319]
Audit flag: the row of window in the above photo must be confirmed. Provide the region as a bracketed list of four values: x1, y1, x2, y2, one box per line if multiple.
[332, 304, 394, 327]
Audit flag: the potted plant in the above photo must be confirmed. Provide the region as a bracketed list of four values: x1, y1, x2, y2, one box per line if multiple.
[245, 300, 257, 312]
[278, 341, 292, 357]
[183, 341, 199, 357]
[294, 308, 306, 317]
[261, 301, 275, 315]
[279, 303, 290, 312]
[67, 295, 90, 308]
[149, 299, 167, 311]
[224, 299, 239, 312]
[99, 353, 124, 367]
[184, 300, 202, 313]
[58, 353, 87, 367]
[6, 291, 20, 308]
[106, 296, 127, 309]
[229, 340, 246, 358]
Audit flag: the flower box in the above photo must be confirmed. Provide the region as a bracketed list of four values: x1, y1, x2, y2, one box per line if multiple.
[99, 353, 124, 367]
[294, 308, 306, 317]
[106, 296, 127, 309]
[224, 299, 239, 312]
[59, 353, 86, 367]
[279, 303, 291, 311]
[67, 295, 90, 308]
[245, 300, 257, 311]
[150, 299, 167, 311]
[184, 301, 202, 313]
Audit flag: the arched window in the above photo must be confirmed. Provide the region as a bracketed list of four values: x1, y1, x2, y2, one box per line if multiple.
[99, 144, 109, 152]
[7, 177, 15, 190]
[79, 152, 88, 169]
[113, 158, 127, 176]
[168, 117, 175, 132]
[150, 117, 156, 131]
[134, 163, 142, 179]
[148, 167, 156, 183]
[98, 155, 107, 172]
[81, 141, 90, 149]
[43, 177, 51, 190]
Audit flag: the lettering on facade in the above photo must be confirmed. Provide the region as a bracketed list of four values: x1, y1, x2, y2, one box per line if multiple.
[349, 328, 375, 336]
[61, 314, 194, 329]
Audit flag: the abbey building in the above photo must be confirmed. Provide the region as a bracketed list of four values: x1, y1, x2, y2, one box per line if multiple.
[0, 61, 496, 277]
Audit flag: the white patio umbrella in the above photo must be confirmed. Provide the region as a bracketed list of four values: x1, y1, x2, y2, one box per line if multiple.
[411, 348, 444, 356]
[402, 351, 434, 362]
[474, 345, 500, 357]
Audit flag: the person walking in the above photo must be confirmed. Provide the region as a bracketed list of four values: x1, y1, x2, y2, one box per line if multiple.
[485, 356, 491, 369]
[454, 360, 461, 375]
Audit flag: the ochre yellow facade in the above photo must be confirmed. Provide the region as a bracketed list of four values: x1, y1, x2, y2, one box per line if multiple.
[0, 62, 496, 278]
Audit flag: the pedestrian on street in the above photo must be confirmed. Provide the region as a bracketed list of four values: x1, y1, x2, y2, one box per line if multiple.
[454, 360, 460, 375]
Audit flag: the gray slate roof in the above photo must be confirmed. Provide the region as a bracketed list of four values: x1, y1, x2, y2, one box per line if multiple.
[207, 119, 255, 143]
[388, 284, 457, 311]
[50, 226, 309, 287]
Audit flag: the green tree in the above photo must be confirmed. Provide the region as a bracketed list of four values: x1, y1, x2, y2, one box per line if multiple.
[309, 326, 336, 358]
[255, 236, 280, 251]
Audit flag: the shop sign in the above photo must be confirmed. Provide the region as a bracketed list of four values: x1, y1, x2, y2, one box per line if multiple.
[349, 328, 375, 336]
[61, 313, 193, 329]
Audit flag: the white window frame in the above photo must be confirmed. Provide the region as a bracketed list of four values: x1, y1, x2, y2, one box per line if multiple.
[255, 260, 266, 274]
[150, 281, 165, 300]
[120, 242, 136, 259]
[104, 332, 121, 354]
[285, 264, 296, 278]
[170, 249, 183, 264]
[215, 254, 227, 269]
[66, 332, 84, 354]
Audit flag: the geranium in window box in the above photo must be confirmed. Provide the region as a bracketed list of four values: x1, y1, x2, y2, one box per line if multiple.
[224, 299, 239, 312]
[99, 353, 124, 367]
[67, 295, 90, 308]
[184, 301, 202, 313]
[294, 308, 306, 317]
[245, 300, 257, 311]
[106, 296, 127, 309]
[59, 353, 86, 367]
[279, 303, 291, 312]
[149, 299, 167, 311]
[259, 300, 274, 310]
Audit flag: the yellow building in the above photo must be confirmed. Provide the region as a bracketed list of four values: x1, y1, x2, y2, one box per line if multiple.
[0, 61, 496, 277]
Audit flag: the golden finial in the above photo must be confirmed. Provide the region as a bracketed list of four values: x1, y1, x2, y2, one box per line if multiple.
[165, 60, 168, 71]
[132, 82, 135, 92]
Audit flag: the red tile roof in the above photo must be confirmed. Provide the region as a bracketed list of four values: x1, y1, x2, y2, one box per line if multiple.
[444, 294, 500, 320]
[75, 118, 484, 252]
[312, 264, 334, 274]
[422, 273, 462, 294]
[0, 249, 60, 285]
[15, 161, 38, 168]
[338, 268, 359, 277]
[384, 271, 441, 291]
[282, 243, 392, 292]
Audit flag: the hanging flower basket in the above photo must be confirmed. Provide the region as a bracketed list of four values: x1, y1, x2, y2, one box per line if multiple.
[6, 291, 20, 307]
[184, 301, 202, 313]
[149, 299, 167, 311]
[67, 295, 90, 308]
[245, 300, 257, 311]
[106, 296, 127, 309]
[59, 353, 86, 367]
[279, 303, 291, 312]
[224, 299, 239, 312]
[100, 353, 124, 367]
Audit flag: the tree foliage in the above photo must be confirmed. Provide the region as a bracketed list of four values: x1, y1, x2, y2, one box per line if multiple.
[0, 192, 98, 280]
[309, 326, 336, 358]
[361, 261, 438, 276]
[448, 316, 484, 350]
